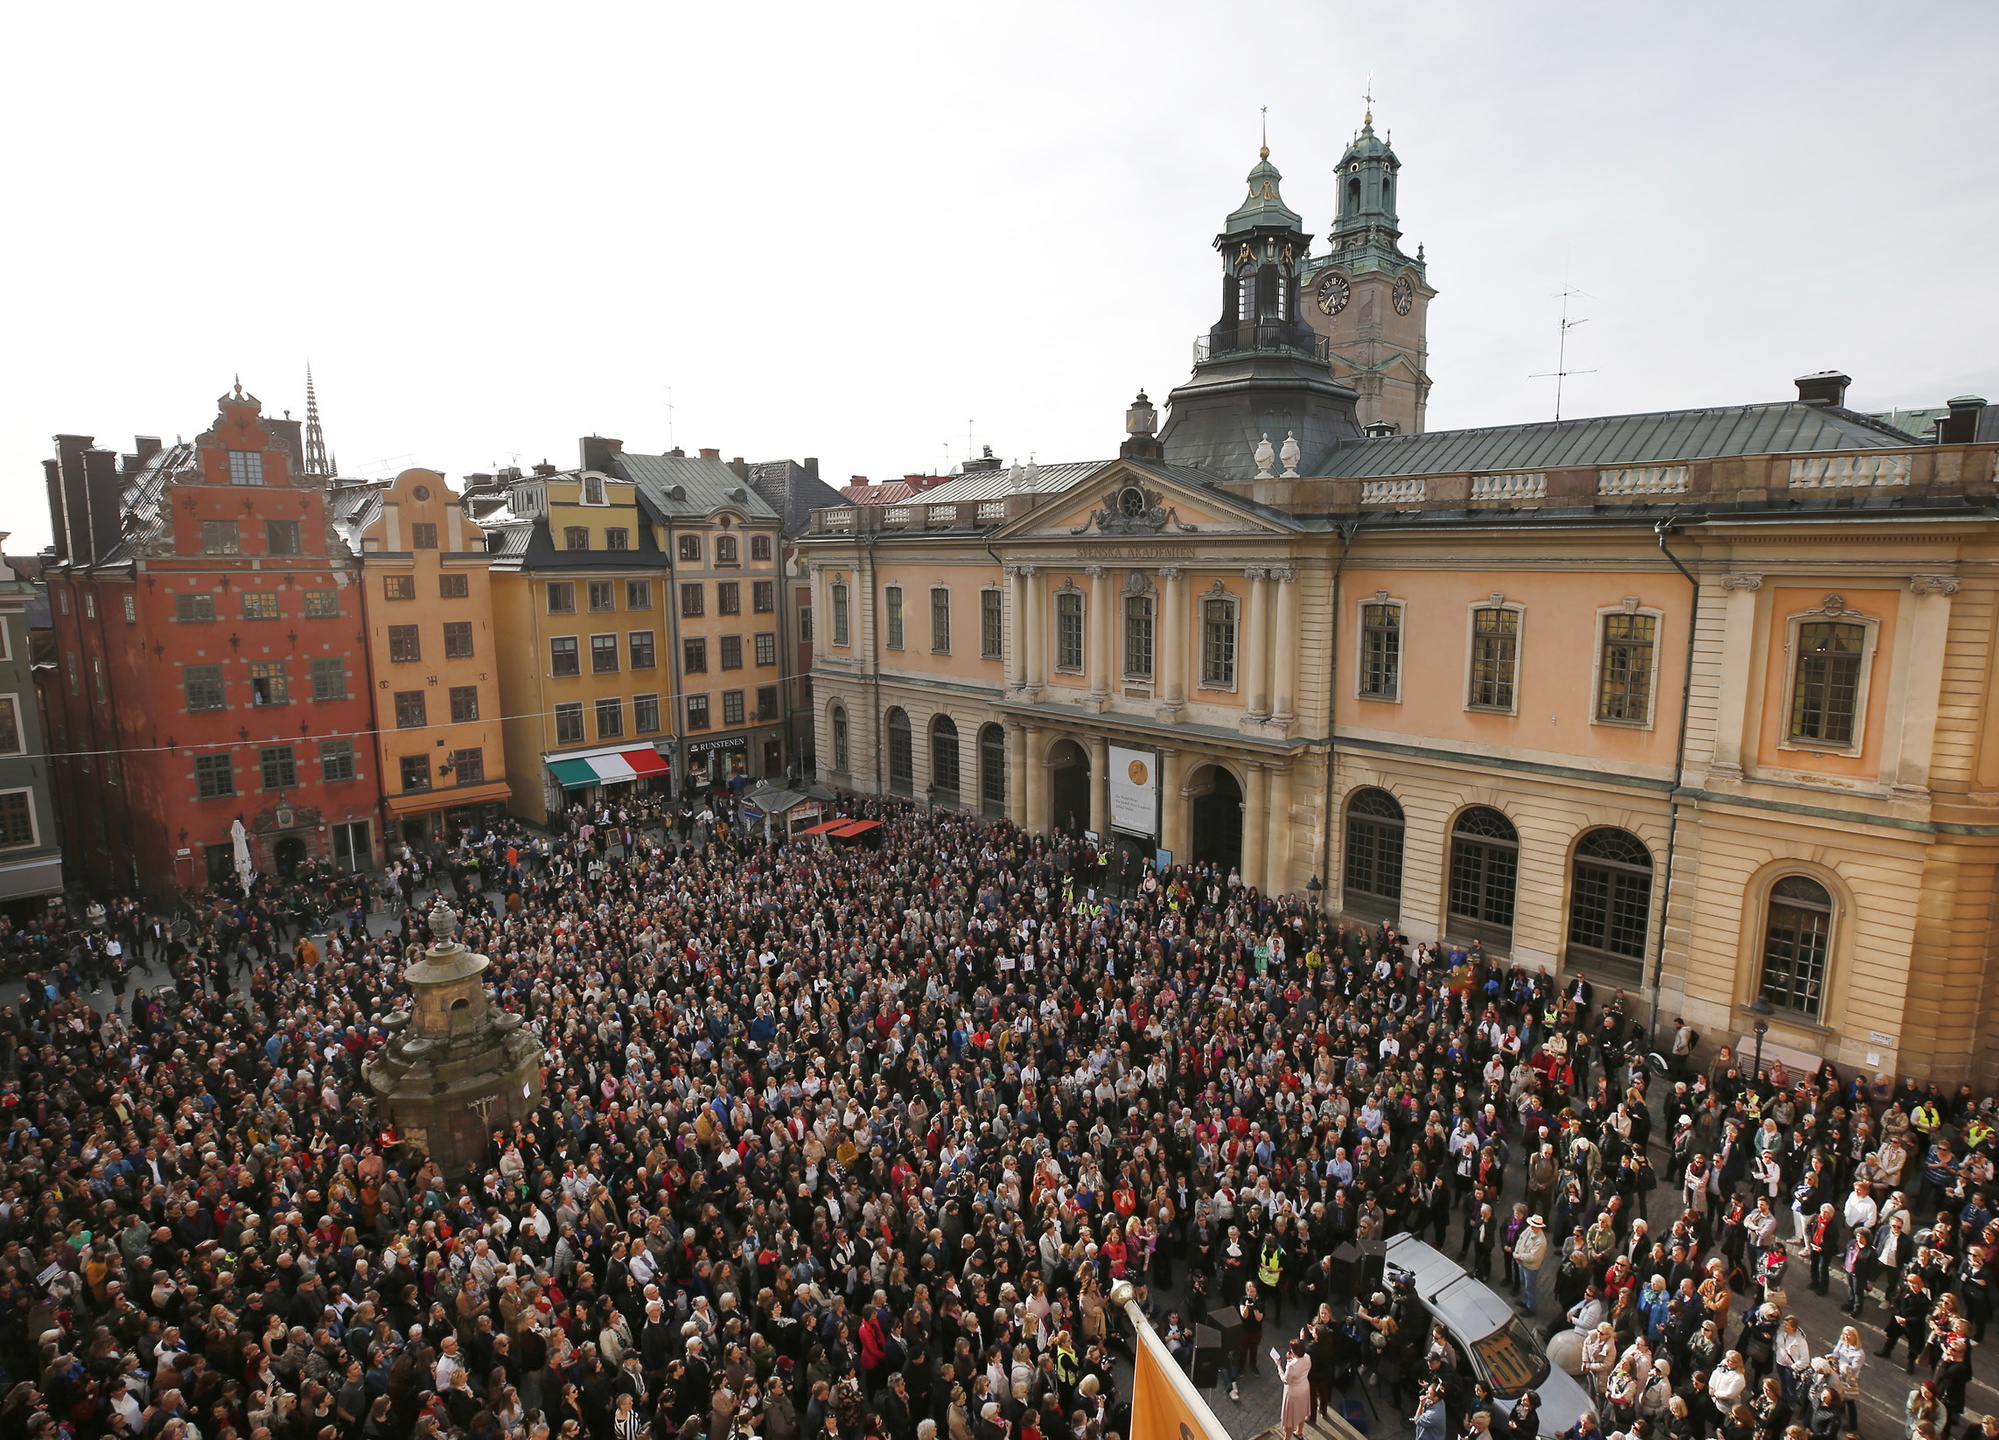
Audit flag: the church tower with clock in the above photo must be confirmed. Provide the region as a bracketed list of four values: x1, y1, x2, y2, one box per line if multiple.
[1301, 108, 1435, 434]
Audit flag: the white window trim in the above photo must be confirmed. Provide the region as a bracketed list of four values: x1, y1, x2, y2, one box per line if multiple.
[1121, 590, 1157, 682]
[0, 788, 38, 851]
[1052, 583, 1085, 674]
[0, 696, 21, 756]
[580, 473, 609, 506]
[979, 586, 1004, 661]
[1354, 593, 1406, 704]
[1754, 869, 1839, 1025]
[830, 580, 851, 647]
[930, 586, 952, 655]
[1776, 603, 1881, 758]
[884, 586, 905, 650]
[1588, 602, 1665, 732]
[1197, 588, 1242, 694]
[1463, 598, 1526, 716]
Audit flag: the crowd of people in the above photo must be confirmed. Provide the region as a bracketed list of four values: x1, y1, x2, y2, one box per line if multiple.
[0, 788, 1993, 1440]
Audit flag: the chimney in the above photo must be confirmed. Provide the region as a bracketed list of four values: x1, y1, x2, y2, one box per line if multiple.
[52, 435, 95, 565]
[579, 436, 623, 471]
[1941, 395, 1988, 445]
[802, 457, 820, 480]
[1794, 371, 1851, 408]
[83, 447, 123, 564]
[42, 458, 68, 563]
[123, 435, 163, 475]
[728, 457, 749, 480]
[1363, 420, 1399, 437]
[851, 475, 871, 487]
[531, 462, 558, 478]
[699, 447, 721, 461]
[667, 447, 685, 458]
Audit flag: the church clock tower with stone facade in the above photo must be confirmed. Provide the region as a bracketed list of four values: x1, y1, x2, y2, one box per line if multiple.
[1300, 109, 1435, 434]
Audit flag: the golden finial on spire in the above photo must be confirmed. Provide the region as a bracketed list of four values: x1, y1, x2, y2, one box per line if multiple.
[1364, 71, 1374, 127]
[1259, 105, 1269, 160]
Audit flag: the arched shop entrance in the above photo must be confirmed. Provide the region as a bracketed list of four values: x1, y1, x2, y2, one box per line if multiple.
[273, 835, 306, 878]
[1187, 763, 1243, 873]
[1048, 738, 1090, 838]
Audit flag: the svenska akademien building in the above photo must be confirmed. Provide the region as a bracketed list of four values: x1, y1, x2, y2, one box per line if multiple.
[799, 114, 1999, 1085]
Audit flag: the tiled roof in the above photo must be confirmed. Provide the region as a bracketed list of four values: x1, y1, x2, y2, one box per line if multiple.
[1313, 401, 1925, 480]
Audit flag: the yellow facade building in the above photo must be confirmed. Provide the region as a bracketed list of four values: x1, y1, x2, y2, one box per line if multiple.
[801, 130, 1999, 1086]
[335, 469, 513, 847]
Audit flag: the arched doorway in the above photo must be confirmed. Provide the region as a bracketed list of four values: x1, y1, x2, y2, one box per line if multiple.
[1567, 827, 1653, 983]
[930, 716, 960, 806]
[1447, 806, 1518, 952]
[1048, 738, 1090, 838]
[886, 708, 912, 795]
[273, 835, 306, 878]
[1187, 763, 1244, 874]
[978, 724, 1007, 818]
[1343, 787, 1405, 920]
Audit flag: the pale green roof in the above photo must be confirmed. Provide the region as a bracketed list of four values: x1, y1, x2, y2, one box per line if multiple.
[1222, 150, 1304, 236]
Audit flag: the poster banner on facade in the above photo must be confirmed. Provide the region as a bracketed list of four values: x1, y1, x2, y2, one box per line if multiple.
[1108, 745, 1157, 837]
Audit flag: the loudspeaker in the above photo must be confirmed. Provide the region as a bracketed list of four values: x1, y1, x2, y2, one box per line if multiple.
[1190, 1324, 1224, 1386]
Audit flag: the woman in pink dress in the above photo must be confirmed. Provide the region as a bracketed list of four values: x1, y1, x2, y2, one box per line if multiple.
[1279, 1336, 1313, 1440]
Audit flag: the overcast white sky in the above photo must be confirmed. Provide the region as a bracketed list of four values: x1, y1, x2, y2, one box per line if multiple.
[3, 1, 1994, 549]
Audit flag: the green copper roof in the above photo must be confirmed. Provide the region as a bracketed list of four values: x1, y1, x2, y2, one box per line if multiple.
[1222, 148, 1304, 235]
[1340, 116, 1396, 167]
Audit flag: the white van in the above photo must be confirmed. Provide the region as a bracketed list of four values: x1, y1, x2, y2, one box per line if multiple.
[1382, 1234, 1595, 1439]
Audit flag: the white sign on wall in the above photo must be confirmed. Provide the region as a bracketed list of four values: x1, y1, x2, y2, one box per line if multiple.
[1108, 745, 1158, 837]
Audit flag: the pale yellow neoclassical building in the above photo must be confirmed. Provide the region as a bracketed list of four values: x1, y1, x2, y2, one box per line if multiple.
[798, 131, 1999, 1086]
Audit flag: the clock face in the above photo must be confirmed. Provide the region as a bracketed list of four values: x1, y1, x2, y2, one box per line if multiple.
[1316, 274, 1351, 317]
[412, 484, 432, 502]
[1118, 486, 1148, 517]
[1392, 277, 1414, 315]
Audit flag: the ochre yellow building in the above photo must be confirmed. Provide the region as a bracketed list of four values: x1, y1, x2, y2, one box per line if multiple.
[802, 130, 1999, 1086]
[336, 469, 512, 846]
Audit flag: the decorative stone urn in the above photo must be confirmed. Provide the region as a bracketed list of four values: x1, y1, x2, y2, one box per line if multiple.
[362, 900, 543, 1175]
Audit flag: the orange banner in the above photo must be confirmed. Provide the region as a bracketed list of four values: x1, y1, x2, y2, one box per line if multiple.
[1130, 1314, 1231, 1440]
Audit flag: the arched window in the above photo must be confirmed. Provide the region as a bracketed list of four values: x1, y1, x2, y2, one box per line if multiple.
[716, 534, 739, 565]
[1343, 788, 1404, 917]
[930, 715, 960, 803]
[1448, 806, 1518, 947]
[1347, 177, 1361, 209]
[1568, 828, 1653, 974]
[979, 724, 1007, 818]
[830, 705, 849, 773]
[582, 474, 606, 506]
[1761, 876, 1832, 1019]
[886, 708, 912, 795]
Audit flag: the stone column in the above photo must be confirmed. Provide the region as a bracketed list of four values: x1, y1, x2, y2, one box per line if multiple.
[1003, 567, 1025, 692]
[1160, 748, 1188, 862]
[1884, 575, 1959, 798]
[1089, 734, 1109, 836]
[1270, 567, 1299, 725]
[1005, 721, 1027, 826]
[1243, 568, 1272, 719]
[1241, 762, 1269, 886]
[1022, 566, 1044, 694]
[1266, 761, 1294, 896]
[1087, 566, 1111, 706]
[1023, 725, 1047, 833]
[1708, 574, 1762, 781]
[1159, 567, 1186, 716]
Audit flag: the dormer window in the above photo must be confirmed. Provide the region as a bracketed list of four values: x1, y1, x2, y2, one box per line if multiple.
[510, 482, 546, 518]
[582, 474, 607, 506]
[228, 451, 265, 486]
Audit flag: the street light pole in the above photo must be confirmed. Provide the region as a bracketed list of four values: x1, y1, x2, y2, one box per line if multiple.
[1749, 996, 1773, 1083]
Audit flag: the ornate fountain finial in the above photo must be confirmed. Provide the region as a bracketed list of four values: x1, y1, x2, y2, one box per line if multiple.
[427, 899, 462, 943]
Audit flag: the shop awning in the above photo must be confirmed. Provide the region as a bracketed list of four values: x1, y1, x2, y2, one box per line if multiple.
[622, 748, 668, 777]
[801, 819, 849, 835]
[833, 819, 882, 836]
[547, 757, 599, 789]
[586, 752, 638, 783]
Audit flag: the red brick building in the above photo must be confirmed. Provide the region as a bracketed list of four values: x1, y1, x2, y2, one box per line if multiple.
[41, 382, 382, 893]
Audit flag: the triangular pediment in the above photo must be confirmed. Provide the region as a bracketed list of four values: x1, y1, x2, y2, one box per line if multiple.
[990, 459, 1298, 542]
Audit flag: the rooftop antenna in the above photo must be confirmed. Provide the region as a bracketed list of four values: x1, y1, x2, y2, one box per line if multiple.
[1529, 286, 1595, 422]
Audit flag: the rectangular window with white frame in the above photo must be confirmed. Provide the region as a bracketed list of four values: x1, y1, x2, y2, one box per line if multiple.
[1201, 595, 1238, 689]
[930, 588, 951, 654]
[1782, 609, 1878, 753]
[1055, 591, 1084, 672]
[1357, 598, 1402, 700]
[980, 589, 1003, 659]
[0, 697, 20, 756]
[1467, 604, 1521, 713]
[1123, 594, 1154, 679]
[1594, 607, 1660, 726]
[0, 790, 35, 848]
[885, 587, 904, 649]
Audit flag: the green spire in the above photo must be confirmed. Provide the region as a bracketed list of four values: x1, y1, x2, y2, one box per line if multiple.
[1222, 144, 1304, 237]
